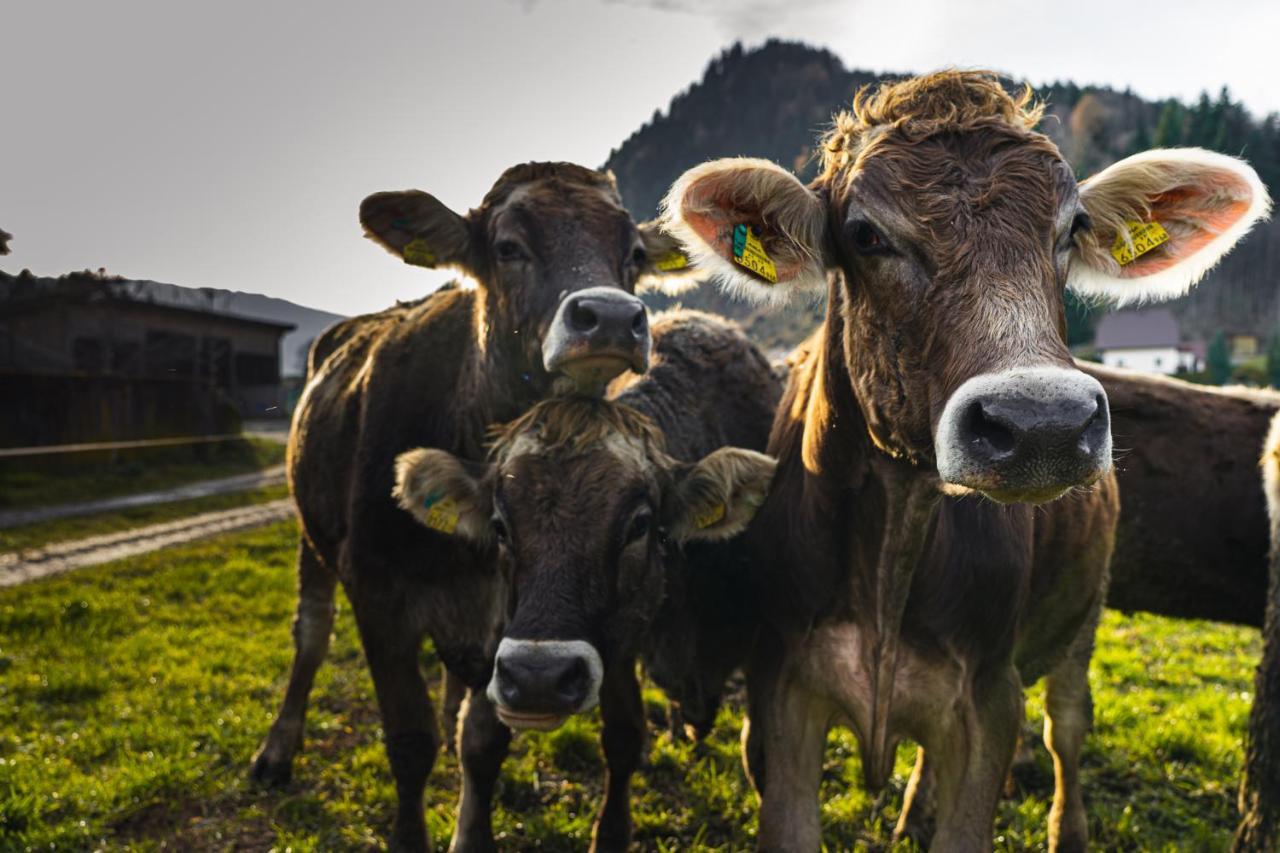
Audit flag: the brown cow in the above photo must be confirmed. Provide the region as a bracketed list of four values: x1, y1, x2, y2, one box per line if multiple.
[392, 310, 781, 850]
[1237, 412, 1280, 851]
[1086, 363, 1280, 626]
[249, 162, 687, 851]
[663, 71, 1270, 851]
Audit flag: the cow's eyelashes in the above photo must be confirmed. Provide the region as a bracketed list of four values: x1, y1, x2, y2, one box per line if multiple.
[1069, 212, 1093, 241]
[848, 221, 893, 256]
[625, 511, 652, 544]
[491, 516, 510, 545]
[494, 240, 527, 263]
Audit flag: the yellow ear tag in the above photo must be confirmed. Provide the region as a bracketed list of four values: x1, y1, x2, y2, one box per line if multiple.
[1111, 221, 1170, 266]
[403, 238, 438, 268]
[421, 491, 460, 535]
[693, 502, 726, 530]
[654, 249, 689, 272]
[731, 224, 778, 283]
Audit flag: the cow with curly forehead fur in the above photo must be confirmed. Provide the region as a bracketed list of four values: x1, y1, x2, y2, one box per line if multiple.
[392, 310, 781, 851]
[663, 71, 1270, 851]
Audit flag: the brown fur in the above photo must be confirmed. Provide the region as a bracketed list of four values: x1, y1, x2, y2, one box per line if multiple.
[251, 162, 668, 852]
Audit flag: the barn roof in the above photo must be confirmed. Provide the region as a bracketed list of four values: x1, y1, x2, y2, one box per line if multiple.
[0, 270, 295, 332]
[1094, 308, 1180, 350]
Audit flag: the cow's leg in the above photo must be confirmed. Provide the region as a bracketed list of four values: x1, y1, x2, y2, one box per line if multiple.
[251, 539, 337, 786]
[355, 595, 439, 853]
[741, 672, 769, 797]
[450, 687, 511, 853]
[929, 666, 1022, 852]
[441, 668, 467, 755]
[893, 747, 936, 846]
[754, 660, 829, 852]
[592, 659, 645, 853]
[1043, 615, 1098, 853]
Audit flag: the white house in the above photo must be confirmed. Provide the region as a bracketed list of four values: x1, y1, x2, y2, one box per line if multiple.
[1094, 309, 1199, 375]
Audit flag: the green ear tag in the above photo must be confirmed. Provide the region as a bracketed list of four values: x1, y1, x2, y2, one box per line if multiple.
[654, 249, 689, 272]
[693, 502, 726, 530]
[731, 224, 778, 283]
[403, 238, 438, 268]
[1111, 221, 1170, 266]
[421, 491, 460, 534]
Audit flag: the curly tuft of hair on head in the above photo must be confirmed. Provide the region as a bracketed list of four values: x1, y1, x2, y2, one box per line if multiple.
[818, 70, 1046, 183]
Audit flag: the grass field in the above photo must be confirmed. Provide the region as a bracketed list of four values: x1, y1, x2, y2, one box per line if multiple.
[0, 437, 286, 512]
[0, 521, 1260, 851]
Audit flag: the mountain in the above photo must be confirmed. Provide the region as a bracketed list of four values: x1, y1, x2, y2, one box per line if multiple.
[607, 40, 1280, 354]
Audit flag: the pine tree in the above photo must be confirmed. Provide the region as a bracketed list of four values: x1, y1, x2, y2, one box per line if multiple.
[1208, 331, 1233, 385]
[1154, 101, 1184, 147]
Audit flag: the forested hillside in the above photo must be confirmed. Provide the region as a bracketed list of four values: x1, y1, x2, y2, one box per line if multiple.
[609, 41, 1280, 354]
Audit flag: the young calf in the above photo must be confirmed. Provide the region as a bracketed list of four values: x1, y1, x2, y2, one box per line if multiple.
[393, 310, 781, 851]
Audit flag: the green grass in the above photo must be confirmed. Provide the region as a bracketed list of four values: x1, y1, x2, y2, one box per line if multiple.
[0, 522, 1261, 850]
[0, 437, 286, 511]
[0, 484, 290, 554]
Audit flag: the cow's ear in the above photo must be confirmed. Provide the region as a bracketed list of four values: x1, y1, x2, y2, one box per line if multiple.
[393, 448, 493, 544]
[661, 158, 828, 306]
[1069, 148, 1271, 305]
[667, 447, 776, 544]
[636, 219, 700, 295]
[360, 190, 472, 272]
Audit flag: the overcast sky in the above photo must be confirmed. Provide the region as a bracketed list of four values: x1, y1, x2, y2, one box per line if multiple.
[4, 0, 1278, 317]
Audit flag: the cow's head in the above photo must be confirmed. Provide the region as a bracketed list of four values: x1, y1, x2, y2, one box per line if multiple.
[664, 71, 1270, 503]
[360, 162, 689, 386]
[392, 398, 774, 730]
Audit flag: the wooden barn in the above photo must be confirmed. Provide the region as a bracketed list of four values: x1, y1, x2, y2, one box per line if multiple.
[0, 270, 294, 446]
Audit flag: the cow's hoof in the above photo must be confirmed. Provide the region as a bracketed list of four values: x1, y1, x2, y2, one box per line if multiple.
[248, 750, 293, 788]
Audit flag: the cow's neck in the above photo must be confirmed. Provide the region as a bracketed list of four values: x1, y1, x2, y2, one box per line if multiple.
[466, 288, 554, 432]
[802, 275, 943, 788]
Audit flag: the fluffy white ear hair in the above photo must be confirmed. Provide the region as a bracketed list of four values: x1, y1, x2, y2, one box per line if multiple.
[661, 157, 828, 307]
[1069, 147, 1271, 306]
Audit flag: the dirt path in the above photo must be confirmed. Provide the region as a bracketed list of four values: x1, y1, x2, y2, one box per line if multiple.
[0, 499, 295, 587]
[0, 465, 287, 529]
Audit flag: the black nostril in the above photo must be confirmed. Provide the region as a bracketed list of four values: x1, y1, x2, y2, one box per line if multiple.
[965, 400, 1017, 456]
[496, 658, 521, 705]
[631, 306, 647, 335]
[556, 657, 590, 703]
[1079, 393, 1108, 454]
[568, 298, 598, 333]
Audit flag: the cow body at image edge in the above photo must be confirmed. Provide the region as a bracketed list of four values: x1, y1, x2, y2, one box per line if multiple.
[664, 71, 1271, 851]
[249, 162, 685, 852]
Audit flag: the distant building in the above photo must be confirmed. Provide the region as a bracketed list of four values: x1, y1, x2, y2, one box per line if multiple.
[0, 271, 294, 444]
[1094, 308, 1199, 375]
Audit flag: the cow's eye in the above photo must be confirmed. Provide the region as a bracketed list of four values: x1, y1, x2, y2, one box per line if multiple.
[629, 245, 648, 267]
[850, 221, 890, 255]
[491, 517, 509, 545]
[625, 512, 652, 544]
[495, 240, 526, 263]
[1069, 211, 1093, 241]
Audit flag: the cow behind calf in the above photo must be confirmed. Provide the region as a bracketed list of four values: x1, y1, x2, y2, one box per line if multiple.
[393, 309, 781, 851]
[664, 71, 1270, 851]
[249, 162, 689, 852]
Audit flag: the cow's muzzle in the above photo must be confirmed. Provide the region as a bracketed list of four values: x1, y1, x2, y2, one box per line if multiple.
[542, 287, 650, 390]
[935, 367, 1112, 504]
[486, 638, 604, 730]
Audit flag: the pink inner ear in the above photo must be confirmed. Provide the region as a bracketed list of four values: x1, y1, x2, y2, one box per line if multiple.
[1118, 178, 1253, 279]
[680, 175, 809, 283]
